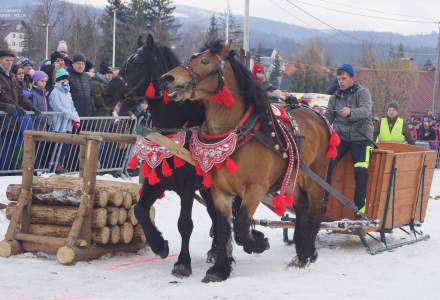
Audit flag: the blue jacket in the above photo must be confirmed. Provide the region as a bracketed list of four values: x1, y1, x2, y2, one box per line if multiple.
[48, 85, 80, 132]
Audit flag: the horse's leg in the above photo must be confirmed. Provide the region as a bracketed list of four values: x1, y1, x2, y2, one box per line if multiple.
[290, 180, 326, 268]
[134, 180, 169, 258]
[172, 184, 195, 277]
[233, 187, 270, 254]
[199, 188, 219, 263]
[202, 188, 234, 283]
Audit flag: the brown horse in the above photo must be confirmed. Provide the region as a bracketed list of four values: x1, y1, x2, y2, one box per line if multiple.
[161, 41, 332, 282]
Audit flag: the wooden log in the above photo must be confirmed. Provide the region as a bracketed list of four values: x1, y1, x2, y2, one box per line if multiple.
[0, 240, 23, 257]
[133, 225, 146, 243]
[6, 204, 107, 229]
[122, 192, 132, 210]
[110, 226, 121, 244]
[14, 232, 87, 248]
[6, 184, 108, 208]
[56, 241, 145, 265]
[24, 131, 88, 145]
[108, 190, 124, 207]
[106, 207, 119, 226]
[128, 205, 138, 225]
[120, 222, 134, 244]
[118, 208, 128, 225]
[29, 224, 110, 244]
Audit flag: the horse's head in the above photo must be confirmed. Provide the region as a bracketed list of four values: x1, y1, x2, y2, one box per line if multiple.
[123, 34, 180, 99]
[160, 40, 231, 103]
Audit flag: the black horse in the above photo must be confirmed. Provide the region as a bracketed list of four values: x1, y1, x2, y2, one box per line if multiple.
[123, 34, 227, 277]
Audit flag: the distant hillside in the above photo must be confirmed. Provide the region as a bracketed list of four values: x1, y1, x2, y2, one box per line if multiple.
[1, 1, 436, 65]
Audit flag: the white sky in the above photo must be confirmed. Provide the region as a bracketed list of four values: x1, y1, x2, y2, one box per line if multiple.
[69, 0, 440, 35]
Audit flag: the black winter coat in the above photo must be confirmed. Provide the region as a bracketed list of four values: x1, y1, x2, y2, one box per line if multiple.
[67, 67, 94, 117]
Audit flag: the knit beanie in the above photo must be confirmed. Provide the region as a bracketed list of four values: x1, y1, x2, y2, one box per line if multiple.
[85, 60, 94, 72]
[386, 101, 400, 112]
[55, 68, 69, 82]
[337, 63, 355, 77]
[32, 71, 48, 84]
[99, 61, 112, 74]
[72, 52, 86, 63]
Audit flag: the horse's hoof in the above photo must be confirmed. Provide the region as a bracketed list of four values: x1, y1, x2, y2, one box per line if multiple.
[201, 263, 232, 283]
[158, 240, 169, 259]
[202, 272, 225, 283]
[243, 234, 270, 254]
[172, 263, 192, 278]
[287, 256, 310, 269]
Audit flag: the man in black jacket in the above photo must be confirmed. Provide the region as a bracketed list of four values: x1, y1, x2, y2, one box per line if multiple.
[68, 52, 94, 116]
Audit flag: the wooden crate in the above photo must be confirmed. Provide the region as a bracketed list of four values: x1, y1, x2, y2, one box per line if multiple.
[325, 143, 436, 230]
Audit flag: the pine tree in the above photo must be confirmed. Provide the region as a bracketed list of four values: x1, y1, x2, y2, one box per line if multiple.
[397, 43, 405, 58]
[204, 14, 219, 44]
[255, 43, 262, 64]
[269, 54, 282, 87]
[98, 0, 134, 67]
[424, 59, 434, 71]
[144, 0, 180, 47]
[218, 8, 243, 50]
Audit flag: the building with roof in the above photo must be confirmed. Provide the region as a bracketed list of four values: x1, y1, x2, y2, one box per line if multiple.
[0, 20, 29, 54]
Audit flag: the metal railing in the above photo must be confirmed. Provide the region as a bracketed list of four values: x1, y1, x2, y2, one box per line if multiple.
[0, 112, 136, 176]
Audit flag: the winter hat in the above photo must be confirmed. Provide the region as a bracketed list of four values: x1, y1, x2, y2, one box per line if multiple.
[55, 68, 69, 82]
[99, 61, 112, 74]
[72, 52, 86, 63]
[252, 63, 265, 75]
[85, 60, 94, 72]
[0, 50, 16, 58]
[386, 101, 400, 112]
[32, 71, 48, 84]
[17, 57, 33, 67]
[50, 51, 64, 64]
[337, 63, 355, 77]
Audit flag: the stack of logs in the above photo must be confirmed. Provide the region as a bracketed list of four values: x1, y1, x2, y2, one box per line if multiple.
[4, 176, 152, 246]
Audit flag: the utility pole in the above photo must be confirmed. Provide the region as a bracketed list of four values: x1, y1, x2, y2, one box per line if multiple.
[225, 0, 230, 42]
[243, 0, 250, 68]
[44, 23, 49, 60]
[112, 9, 117, 68]
[433, 23, 440, 115]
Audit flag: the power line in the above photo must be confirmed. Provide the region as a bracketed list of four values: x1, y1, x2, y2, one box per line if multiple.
[289, 0, 436, 24]
[284, 0, 361, 42]
[315, 0, 437, 22]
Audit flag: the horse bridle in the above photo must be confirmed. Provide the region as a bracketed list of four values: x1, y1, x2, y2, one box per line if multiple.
[179, 51, 227, 99]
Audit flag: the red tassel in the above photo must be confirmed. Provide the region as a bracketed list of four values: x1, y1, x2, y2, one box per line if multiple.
[225, 158, 239, 174]
[202, 172, 212, 188]
[147, 168, 160, 186]
[161, 159, 173, 177]
[195, 163, 204, 176]
[329, 131, 341, 147]
[162, 90, 170, 104]
[326, 131, 340, 158]
[159, 192, 165, 199]
[145, 81, 156, 98]
[285, 193, 294, 207]
[211, 86, 235, 108]
[173, 156, 185, 169]
[272, 194, 287, 216]
[141, 162, 151, 177]
[279, 107, 290, 123]
[214, 163, 223, 170]
[127, 155, 138, 169]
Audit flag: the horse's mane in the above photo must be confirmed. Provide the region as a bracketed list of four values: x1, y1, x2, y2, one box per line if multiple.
[202, 40, 270, 128]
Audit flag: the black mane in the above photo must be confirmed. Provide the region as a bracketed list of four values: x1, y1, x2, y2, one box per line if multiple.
[123, 35, 205, 128]
[202, 40, 270, 129]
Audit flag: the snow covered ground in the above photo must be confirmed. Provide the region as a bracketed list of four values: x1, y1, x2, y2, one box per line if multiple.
[0, 172, 439, 300]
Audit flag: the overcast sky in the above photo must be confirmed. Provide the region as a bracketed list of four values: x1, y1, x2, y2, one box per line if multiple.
[69, 0, 440, 35]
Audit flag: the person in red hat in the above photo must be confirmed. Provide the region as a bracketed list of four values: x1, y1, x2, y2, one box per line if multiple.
[252, 63, 265, 86]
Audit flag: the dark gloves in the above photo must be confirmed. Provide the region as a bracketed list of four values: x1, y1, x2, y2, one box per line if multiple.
[8, 106, 26, 117]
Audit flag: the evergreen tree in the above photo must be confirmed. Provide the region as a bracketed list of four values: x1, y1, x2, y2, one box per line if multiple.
[269, 54, 282, 87]
[424, 59, 434, 71]
[204, 14, 219, 44]
[99, 0, 134, 67]
[144, 0, 180, 47]
[289, 65, 330, 93]
[218, 8, 243, 50]
[397, 43, 405, 58]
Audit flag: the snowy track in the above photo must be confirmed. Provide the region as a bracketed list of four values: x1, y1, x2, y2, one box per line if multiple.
[0, 173, 439, 300]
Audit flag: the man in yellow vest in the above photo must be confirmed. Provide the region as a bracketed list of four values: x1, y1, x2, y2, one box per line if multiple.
[374, 101, 415, 144]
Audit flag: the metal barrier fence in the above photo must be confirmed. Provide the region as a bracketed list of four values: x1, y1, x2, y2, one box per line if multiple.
[0, 112, 136, 176]
[415, 140, 440, 168]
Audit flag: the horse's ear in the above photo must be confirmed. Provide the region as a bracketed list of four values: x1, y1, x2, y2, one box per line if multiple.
[146, 34, 154, 48]
[221, 42, 232, 58]
[137, 35, 144, 48]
